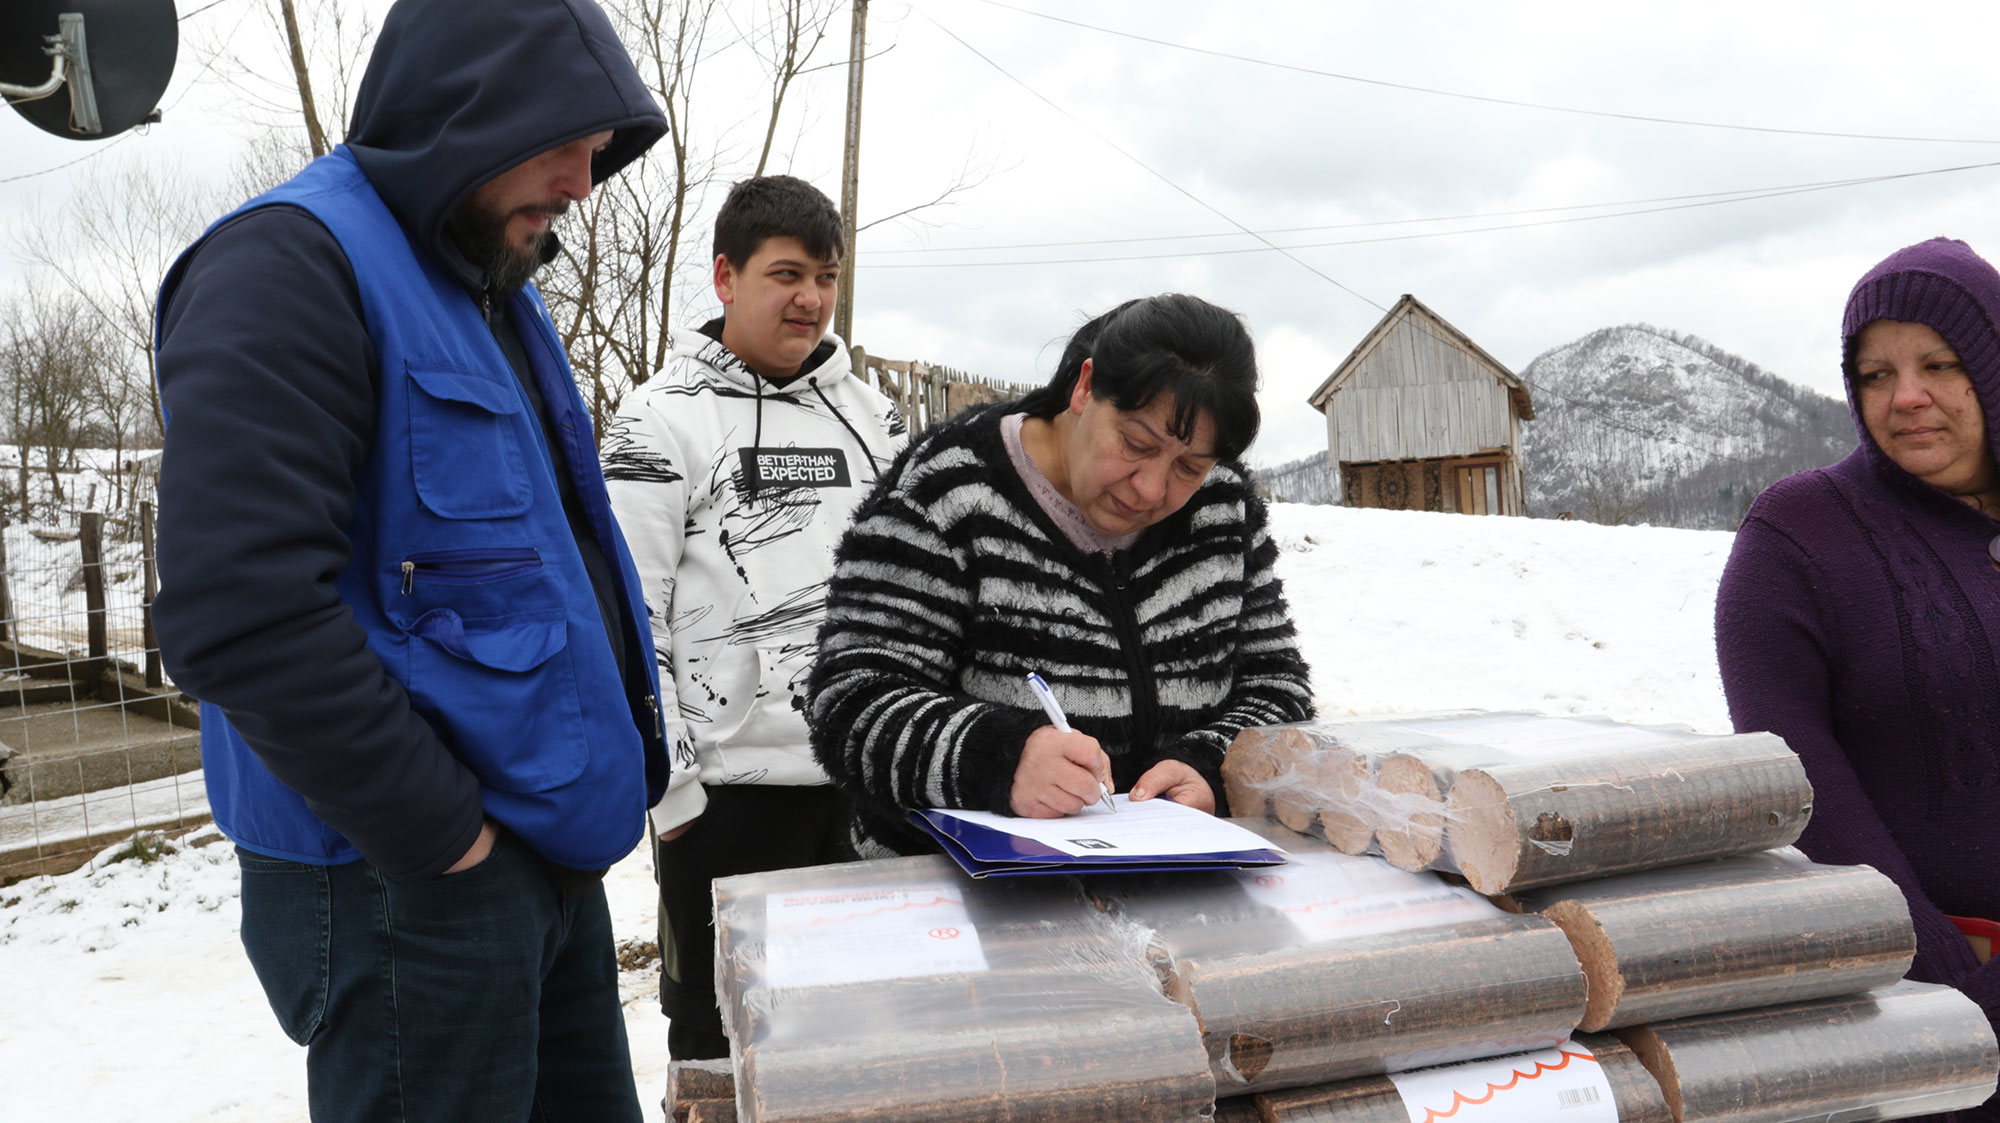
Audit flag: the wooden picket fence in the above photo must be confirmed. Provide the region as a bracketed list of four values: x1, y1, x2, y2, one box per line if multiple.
[852, 346, 1038, 432]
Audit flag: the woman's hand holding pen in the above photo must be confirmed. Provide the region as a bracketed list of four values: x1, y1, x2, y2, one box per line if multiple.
[1012, 727, 1115, 818]
[1128, 760, 1215, 814]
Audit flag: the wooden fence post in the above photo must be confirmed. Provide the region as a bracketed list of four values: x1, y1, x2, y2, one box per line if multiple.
[80, 511, 106, 687]
[141, 501, 160, 688]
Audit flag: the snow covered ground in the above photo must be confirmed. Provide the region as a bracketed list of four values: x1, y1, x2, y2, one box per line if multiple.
[0, 503, 1738, 1120]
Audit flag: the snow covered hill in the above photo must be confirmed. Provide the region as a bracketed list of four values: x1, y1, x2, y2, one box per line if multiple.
[0, 504, 1740, 1121]
[1518, 324, 1854, 529]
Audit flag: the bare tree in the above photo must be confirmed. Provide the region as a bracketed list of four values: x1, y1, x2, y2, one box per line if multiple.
[1578, 472, 1649, 527]
[743, 0, 840, 176]
[0, 289, 103, 518]
[187, 0, 375, 163]
[11, 158, 228, 436]
[86, 343, 152, 514]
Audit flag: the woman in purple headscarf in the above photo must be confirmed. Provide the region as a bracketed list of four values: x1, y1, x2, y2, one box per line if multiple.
[1716, 237, 2000, 1120]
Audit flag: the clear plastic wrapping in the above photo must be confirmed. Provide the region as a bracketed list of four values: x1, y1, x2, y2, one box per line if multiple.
[711, 855, 1216, 1122]
[1089, 821, 1587, 1097]
[1501, 847, 1916, 1030]
[1251, 1032, 1671, 1123]
[1615, 980, 2000, 1123]
[1223, 712, 1813, 893]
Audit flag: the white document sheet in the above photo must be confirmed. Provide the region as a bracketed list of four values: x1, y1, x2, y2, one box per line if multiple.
[929, 794, 1285, 858]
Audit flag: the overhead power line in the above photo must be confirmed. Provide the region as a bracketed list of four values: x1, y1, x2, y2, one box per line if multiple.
[923, 9, 1772, 466]
[864, 158, 2000, 269]
[178, 0, 244, 21]
[867, 165, 2000, 256]
[966, 0, 2000, 146]
[918, 8, 1388, 313]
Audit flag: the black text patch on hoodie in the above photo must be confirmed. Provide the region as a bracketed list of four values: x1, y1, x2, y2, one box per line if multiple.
[739, 447, 853, 492]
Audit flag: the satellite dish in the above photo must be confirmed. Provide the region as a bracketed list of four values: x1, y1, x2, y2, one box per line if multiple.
[1, 0, 178, 141]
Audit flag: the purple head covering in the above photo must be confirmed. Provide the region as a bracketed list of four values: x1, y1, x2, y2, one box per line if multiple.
[1840, 237, 2000, 485]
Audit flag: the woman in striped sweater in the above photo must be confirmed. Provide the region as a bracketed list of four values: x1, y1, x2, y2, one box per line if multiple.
[808, 294, 1315, 858]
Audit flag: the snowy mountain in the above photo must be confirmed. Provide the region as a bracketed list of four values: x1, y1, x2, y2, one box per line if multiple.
[1517, 325, 1854, 529]
[1255, 324, 1856, 531]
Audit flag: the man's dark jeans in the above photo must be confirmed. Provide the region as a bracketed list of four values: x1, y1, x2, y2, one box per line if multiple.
[235, 830, 642, 1123]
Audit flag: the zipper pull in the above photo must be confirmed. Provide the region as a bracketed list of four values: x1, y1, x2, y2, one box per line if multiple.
[646, 694, 663, 738]
[400, 560, 414, 595]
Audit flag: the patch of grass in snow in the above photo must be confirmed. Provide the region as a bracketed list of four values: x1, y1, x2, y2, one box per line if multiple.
[104, 831, 177, 867]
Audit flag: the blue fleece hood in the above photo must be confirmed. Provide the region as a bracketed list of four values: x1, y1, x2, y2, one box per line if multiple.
[346, 0, 667, 290]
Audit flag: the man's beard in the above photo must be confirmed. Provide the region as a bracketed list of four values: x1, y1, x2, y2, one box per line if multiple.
[444, 197, 566, 297]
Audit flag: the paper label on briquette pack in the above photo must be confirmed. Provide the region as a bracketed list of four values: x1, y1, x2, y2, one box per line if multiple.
[1387, 1041, 1618, 1123]
[1233, 850, 1498, 943]
[762, 886, 988, 988]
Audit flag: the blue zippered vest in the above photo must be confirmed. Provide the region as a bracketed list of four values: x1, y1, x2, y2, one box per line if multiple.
[164, 148, 666, 870]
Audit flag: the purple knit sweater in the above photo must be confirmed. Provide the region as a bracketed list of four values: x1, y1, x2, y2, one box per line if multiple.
[1717, 238, 2000, 1120]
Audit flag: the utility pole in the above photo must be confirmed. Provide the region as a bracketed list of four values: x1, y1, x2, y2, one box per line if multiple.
[834, 0, 867, 344]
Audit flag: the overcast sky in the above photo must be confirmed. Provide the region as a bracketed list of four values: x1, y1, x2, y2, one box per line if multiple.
[8, 0, 2000, 464]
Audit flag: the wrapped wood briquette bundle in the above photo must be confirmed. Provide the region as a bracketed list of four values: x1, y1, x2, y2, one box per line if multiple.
[1227, 712, 1729, 872]
[1616, 981, 1999, 1123]
[1443, 728, 1810, 893]
[712, 857, 1215, 1122]
[738, 993, 1215, 1123]
[667, 1058, 735, 1123]
[1253, 1032, 1671, 1123]
[1095, 825, 1586, 1096]
[1298, 713, 1725, 873]
[1500, 848, 1914, 1031]
[713, 855, 1098, 1039]
[1169, 913, 1586, 1096]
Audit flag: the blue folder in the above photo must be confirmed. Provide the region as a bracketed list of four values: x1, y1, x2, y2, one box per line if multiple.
[909, 808, 1289, 879]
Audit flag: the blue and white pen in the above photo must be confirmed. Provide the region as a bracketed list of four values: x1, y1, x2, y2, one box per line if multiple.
[1025, 672, 1116, 814]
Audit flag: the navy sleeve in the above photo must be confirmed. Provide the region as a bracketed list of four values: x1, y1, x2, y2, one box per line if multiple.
[153, 206, 484, 880]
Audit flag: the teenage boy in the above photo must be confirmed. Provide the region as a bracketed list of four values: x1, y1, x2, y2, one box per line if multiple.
[604, 174, 905, 1060]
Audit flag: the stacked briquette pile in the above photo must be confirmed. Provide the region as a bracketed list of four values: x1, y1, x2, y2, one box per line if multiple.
[1221, 712, 1999, 1122]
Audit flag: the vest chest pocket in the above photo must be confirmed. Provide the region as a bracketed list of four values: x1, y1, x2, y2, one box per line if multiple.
[394, 551, 587, 792]
[406, 364, 535, 519]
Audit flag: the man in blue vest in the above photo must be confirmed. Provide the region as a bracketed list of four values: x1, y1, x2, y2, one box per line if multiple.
[151, 1, 670, 1118]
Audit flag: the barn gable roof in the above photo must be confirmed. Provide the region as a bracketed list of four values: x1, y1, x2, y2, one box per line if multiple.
[1306, 294, 1535, 421]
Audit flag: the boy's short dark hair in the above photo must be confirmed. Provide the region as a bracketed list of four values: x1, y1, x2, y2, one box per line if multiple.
[712, 175, 845, 268]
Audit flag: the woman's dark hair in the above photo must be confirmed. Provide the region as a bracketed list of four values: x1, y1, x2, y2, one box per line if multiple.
[1019, 293, 1261, 461]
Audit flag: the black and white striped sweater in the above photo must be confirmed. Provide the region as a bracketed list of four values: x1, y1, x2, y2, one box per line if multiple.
[808, 405, 1315, 857]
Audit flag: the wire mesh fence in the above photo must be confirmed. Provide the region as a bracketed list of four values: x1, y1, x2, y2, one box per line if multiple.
[0, 503, 205, 885]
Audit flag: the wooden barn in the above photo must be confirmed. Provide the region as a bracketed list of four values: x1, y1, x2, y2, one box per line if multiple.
[1307, 294, 1535, 516]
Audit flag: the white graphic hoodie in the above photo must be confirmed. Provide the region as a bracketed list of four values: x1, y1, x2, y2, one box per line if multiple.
[602, 321, 907, 832]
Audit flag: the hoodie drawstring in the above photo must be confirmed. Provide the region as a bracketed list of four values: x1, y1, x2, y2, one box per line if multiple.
[748, 373, 767, 499]
[814, 383, 886, 481]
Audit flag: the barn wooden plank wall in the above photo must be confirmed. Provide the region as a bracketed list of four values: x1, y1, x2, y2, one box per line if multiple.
[1329, 379, 1514, 464]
